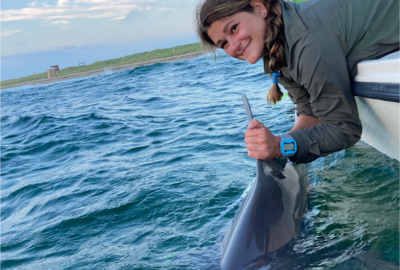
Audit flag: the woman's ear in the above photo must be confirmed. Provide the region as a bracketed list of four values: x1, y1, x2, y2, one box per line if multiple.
[250, 0, 268, 18]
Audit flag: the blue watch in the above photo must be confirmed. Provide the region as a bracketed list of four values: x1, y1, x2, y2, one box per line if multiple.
[279, 134, 297, 157]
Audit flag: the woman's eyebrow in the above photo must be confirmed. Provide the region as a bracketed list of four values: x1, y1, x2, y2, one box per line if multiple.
[223, 20, 235, 34]
[216, 20, 235, 47]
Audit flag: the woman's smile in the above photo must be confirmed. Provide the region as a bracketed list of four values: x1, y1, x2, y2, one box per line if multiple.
[241, 40, 251, 57]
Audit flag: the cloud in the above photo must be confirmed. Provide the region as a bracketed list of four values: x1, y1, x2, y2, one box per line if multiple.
[49, 20, 71, 24]
[28, 1, 39, 7]
[1, 30, 23, 36]
[123, 9, 147, 23]
[1, 0, 164, 23]
[57, 0, 70, 7]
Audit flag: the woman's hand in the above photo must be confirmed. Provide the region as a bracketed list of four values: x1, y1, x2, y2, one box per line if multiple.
[244, 119, 282, 160]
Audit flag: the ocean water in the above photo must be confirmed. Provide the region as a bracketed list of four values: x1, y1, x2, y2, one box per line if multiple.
[1, 55, 399, 269]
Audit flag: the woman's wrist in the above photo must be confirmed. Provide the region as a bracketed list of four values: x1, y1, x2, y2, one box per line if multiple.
[274, 135, 282, 159]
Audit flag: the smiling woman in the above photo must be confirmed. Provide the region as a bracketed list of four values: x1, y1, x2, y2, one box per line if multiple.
[195, 0, 399, 164]
[197, 0, 285, 104]
[206, 5, 267, 64]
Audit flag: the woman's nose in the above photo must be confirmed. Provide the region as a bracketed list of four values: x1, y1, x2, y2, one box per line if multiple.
[226, 37, 240, 57]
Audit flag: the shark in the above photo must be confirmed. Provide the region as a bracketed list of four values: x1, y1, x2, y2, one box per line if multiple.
[220, 94, 309, 269]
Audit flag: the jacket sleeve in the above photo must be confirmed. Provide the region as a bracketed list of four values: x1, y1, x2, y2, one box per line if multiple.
[277, 73, 316, 118]
[287, 30, 362, 163]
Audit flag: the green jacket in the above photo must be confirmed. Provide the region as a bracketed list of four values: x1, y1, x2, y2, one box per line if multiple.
[263, 0, 399, 163]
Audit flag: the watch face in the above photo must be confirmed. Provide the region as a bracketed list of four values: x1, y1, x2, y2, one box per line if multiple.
[283, 142, 295, 152]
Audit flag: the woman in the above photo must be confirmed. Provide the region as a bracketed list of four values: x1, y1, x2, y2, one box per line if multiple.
[196, 0, 399, 163]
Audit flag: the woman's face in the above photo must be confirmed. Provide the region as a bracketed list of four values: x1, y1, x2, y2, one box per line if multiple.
[207, 3, 268, 64]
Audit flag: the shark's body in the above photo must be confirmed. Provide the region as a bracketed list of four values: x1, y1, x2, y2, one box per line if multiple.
[221, 95, 310, 269]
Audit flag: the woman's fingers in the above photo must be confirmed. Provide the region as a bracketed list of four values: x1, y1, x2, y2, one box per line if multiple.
[248, 119, 264, 129]
[245, 142, 261, 151]
[244, 119, 281, 160]
[248, 151, 261, 160]
[244, 136, 259, 143]
[244, 127, 267, 138]
[247, 150, 258, 159]
[248, 150, 271, 160]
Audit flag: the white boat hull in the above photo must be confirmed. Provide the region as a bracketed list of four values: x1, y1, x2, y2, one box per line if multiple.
[355, 97, 399, 160]
[354, 51, 400, 161]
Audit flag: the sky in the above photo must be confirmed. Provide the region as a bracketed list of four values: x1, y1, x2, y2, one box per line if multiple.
[1, 0, 201, 80]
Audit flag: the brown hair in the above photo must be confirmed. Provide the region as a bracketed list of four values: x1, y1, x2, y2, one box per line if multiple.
[196, 0, 285, 104]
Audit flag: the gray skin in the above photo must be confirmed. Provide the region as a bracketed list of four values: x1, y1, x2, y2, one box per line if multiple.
[220, 95, 309, 270]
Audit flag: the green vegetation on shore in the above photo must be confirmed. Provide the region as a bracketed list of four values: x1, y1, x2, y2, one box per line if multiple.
[2, 43, 203, 88]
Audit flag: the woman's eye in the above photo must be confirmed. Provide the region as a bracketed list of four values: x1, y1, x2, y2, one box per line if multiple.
[231, 24, 238, 33]
[221, 41, 227, 49]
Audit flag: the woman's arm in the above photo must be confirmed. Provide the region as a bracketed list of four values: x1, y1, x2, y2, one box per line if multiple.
[287, 31, 362, 163]
[288, 115, 323, 133]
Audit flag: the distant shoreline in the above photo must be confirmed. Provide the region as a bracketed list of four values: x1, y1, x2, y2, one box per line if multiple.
[1, 52, 204, 91]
